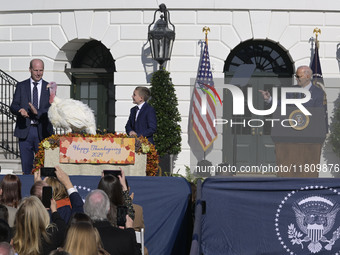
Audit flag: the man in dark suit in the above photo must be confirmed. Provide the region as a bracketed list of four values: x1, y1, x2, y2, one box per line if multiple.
[259, 65, 325, 107]
[125, 86, 157, 144]
[84, 189, 140, 255]
[259, 65, 327, 177]
[10, 59, 53, 174]
[260, 65, 327, 129]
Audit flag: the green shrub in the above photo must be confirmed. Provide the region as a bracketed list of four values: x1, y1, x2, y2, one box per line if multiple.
[330, 101, 340, 157]
[149, 70, 182, 157]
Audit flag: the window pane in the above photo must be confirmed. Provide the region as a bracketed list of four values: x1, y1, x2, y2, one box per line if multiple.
[90, 82, 98, 98]
[89, 99, 97, 114]
[80, 83, 89, 98]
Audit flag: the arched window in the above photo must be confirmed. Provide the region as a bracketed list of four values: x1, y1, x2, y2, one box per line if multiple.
[68, 40, 116, 132]
[224, 39, 293, 76]
[222, 39, 294, 168]
[72, 40, 116, 71]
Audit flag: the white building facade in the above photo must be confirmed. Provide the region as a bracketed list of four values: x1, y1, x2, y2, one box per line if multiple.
[1, 0, 340, 176]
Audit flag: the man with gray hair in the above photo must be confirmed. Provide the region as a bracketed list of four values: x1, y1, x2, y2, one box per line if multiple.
[84, 189, 110, 220]
[259, 65, 325, 107]
[84, 189, 140, 255]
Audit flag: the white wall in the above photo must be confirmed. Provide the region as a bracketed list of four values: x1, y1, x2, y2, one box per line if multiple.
[2, 0, 340, 12]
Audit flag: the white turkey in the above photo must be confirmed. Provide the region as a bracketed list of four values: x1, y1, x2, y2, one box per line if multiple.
[47, 82, 97, 135]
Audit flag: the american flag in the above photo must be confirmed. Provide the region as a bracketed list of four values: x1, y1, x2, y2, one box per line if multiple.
[191, 41, 219, 151]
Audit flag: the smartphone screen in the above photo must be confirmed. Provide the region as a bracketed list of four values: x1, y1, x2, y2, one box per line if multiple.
[40, 167, 56, 177]
[103, 170, 121, 178]
[42, 186, 53, 208]
[117, 205, 128, 227]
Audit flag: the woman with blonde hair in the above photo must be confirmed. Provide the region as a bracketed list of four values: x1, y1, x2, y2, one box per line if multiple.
[63, 221, 109, 255]
[45, 177, 68, 202]
[12, 196, 66, 255]
[39, 166, 84, 224]
[45, 177, 72, 222]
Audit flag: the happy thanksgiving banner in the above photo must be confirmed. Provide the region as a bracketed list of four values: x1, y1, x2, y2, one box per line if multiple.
[59, 137, 135, 164]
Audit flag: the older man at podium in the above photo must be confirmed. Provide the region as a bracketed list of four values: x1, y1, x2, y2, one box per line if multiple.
[259, 65, 327, 177]
[259, 65, 325, 107]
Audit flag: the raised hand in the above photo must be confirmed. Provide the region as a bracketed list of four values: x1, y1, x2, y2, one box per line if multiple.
[259, 90, 271, 101]
[19, 108, 29, 118]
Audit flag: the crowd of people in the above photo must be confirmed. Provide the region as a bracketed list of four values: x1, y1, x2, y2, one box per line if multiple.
[0, 166, 145, 255]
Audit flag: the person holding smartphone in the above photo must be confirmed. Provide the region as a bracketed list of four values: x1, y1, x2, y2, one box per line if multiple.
[98, 169, 135, 226]
[84, 189, 139, 255]
[33, 166, 84, 224]
[12, 196, 66, 255]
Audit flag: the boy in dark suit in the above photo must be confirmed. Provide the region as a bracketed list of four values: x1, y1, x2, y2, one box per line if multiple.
[125, 87, 157, 144]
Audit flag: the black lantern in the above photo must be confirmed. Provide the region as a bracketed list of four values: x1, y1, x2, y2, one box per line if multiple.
[148, 4, 175, 69]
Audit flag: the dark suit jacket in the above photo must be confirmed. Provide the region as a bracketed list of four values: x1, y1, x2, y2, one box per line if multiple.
[295, 84, 325, 107]
[42, 211, 67, 255]
[306, 84, 328, 131]
[10, 78, 53, 140]
[93, 220, 140, 255]
[57, 191, 84, 224]
[273, 84, 328, 131]
[268, 84, 324, 107]
[125, 102, 157, 144]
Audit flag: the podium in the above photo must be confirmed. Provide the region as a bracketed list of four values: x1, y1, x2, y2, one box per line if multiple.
[271, 107, 326, 177]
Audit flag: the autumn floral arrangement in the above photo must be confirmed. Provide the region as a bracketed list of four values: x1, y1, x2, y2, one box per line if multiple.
[33, 133, 159, 176]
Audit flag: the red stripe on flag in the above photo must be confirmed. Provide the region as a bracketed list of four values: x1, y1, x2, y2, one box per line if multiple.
[192, 118, 208, 148]
[207, 95, 216, 116]
[193, 98, 213, 143]
[193, 88, 201, 106]
[205, 92, 218, 136]
[205, 111, 217, 137]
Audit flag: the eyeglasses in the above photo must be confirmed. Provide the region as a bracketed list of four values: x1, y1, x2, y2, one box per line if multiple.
[294, 74, 302, 79]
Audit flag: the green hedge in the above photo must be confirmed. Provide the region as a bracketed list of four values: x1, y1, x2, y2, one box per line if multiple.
[149, 70, 182, 157]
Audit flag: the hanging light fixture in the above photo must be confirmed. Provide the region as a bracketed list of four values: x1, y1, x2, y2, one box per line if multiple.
[148, 3, 175, 69]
